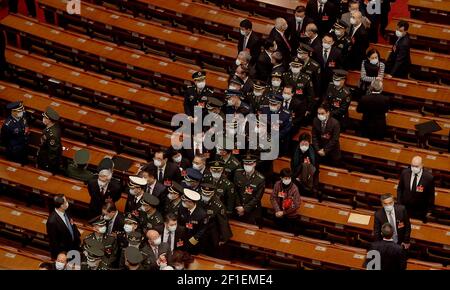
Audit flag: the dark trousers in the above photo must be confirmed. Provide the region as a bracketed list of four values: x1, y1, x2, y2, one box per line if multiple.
[8, 0, 37, 17]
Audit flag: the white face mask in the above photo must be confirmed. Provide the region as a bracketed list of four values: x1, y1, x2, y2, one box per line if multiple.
[333, 80, 341, 87]
[350, 17, 356, 25]
[291, 67, 301, 74]
[98, 226, 107, 234]
[282, 94, 292, 101]
[240, 29, 246, 36]
[395, 30, 403, 38]
[370, 58, 379, 65]
[229, 85, 240, 90]
[174, 265, 184, 270]
[300, 145, 309, 152]
[129, 188, 138, 196]
[201, 195, 212, 203]
[272, 80, 281, 87]
[295, 16, 303, 22]
[98, 180, 107, 187]
[334, 30, 343, 37]
[87, 260, 98, 268]
[235, 59, 241, 66]
[16, 111, 24, 118]
[168, 225, 177, 232]
[318, 114, 327, 122]
[153, 159, 162, 167]
[124, 224, 133, 233]
[227, 98, 234, 106]
[211, 172, 222, 179]
[384, 205, 394, 212]
[411, 166, 421, 174]
[167, 193, 178, 200]
[254, 90, 263, 96]
[192, 163, 204, 171]
[322, 43, 331, 50]
[172, 155, 182, 163]
[269, 105, 279, 112]
[55, 261, 65, 270]
[282, 178, 291, 185]
[196, 81, 206, 90]
[153, 237, 161, 246]
[244, 165, 254, 173]
[103, 214, 112, 221]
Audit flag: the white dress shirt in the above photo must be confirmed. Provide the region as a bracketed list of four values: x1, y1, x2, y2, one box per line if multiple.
[410, 169, 423, 191]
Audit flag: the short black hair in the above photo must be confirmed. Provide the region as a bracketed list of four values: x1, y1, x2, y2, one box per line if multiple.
[54, 194, 65, 209]
[283, 82, 295, 93]
[366, 48, 380, 60]
[39, 262, 53, 270]
[240, 19, 252, 30]
[102, 201, 117, 213]
[165, 212, 178, 223]
[298, 132, 311, 143]
[397, 20, 409, 31]
[323, 32, 335, 42]
[381, 223, 394, 239]
[295, 5, 306, 13]
[263, 39, 275, 50]
[318, 103, 330, 112]
[280, 168, 292, 178]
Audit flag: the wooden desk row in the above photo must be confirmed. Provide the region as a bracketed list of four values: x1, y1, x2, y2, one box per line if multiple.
[260, 193, 450, 247]
[229, 220, 448, 270]
[38, 0, 237, 66]
[0, 14, 229, 92]
[5, 47, 184, 122]
[386, 18, 450, 53]
[408, 0, 450, 25]
[189, 255, 262, 270]
[216, 0, 302, 19]
[346, 71, 450, 105]
[0, 79, 174, 150]
[0, 245, 49, 270]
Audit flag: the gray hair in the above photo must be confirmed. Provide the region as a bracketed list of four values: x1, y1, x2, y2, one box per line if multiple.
[381, 223, 394, 239]
[370, 79, 383, 92]
[275, 18, 287, 30]
[238, 50, 251, 63]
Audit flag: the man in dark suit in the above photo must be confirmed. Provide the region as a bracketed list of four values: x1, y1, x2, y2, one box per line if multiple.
[366, 223, 407, 270]
[345, 11, 369, 70]
[102, 201, 125, 236]
[305, 0, 338, 36]
[238, 19, 261, 65]
[142, 150, 182, 187]
[46, 194, 81, 259]
[268, 18, 292, 66]
[397, 156, 435, 221]
[155, 213, 188, 253]
[313, 33, 342, 92]
[356, 79, 390, 140]
[270, 51, 286, 76]
[281, 83, 304, 135]
[255, 40, 276, 82]
[374, 193, 411, 249]
[287, 5, 314, 55]
[303, 23, 322, 51]
[385, 20, 411, 79]
[139, 165, 167, 201]
[87, 158, 123, 217]
[140, 229, 171, 270]
[312, 104, 341, 166]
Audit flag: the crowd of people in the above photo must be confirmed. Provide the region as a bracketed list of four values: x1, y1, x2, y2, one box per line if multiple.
[0, 0, 436, 271]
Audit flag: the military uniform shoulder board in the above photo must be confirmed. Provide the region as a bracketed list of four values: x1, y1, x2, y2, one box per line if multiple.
[256, 172, 265, 179]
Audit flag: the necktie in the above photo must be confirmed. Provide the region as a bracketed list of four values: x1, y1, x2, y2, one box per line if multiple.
[283, 101, 289, 110]
[153, 246, 158, 257]
[297, 21, 301, 32]
[387, 211, 398, 243]
[319, 4, 323, 15]
[321, 121, 326, 131]
[411, 173, 418, 192]
[167, 231, 173, 251]
[107, 220, 113, 235]
[243, 35, 249, 49]
[158, 169, 163, 182]
[64, 213, 75, 240]
[323, 49, 328, 63]
[281, 33, 292, 51]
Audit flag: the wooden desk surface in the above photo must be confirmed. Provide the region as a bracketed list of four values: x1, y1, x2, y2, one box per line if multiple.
[39, 0, 237, 59]
[408, 0, 450, 13]
[0, 245, 47, 270]
[189, 255, 262, 270]
[387, 17, 450, 42]
[0, 15, 229, 91]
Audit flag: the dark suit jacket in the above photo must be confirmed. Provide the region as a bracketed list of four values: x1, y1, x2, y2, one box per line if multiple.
[109, 211, 125, 234]
[385, 34, 411, 78]
[365, 240, 407, 270]
[312, 116, 341, 157]
[241, 77, 254, 96]
[238, 31, 261, 65]
[374, 204, 411, 245]
[287, 16, 314, 55]
[46, 210, 81, 259]
[305, 0, 338, 35]
[397, 168, 435, 219]
[346, 24, 369, 70]
[255, 50, 273, 82]
[286, 97, 304, 134]
[145, 181, 167, 200]
[155, 224, 188, 252]
[313, 45, 342, 90]
[268, 28, 292, 66]
[87, 177, 123, 216]
[142, 161, 182, 185]
[141, 242, 171, 270]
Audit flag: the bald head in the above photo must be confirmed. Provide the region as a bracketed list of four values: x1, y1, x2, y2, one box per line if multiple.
[147, 229, 159, 241]
[411, 156, 423, 174]
[56, 253, 67, 264]
[351, 11, 362, 25]
[275, 18, 288, 32]
[305, 23, 318, 38]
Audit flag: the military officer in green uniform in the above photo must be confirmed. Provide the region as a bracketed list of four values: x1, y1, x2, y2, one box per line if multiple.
[215, 137, 241, 181]
[204, 97, 224, 134]
[297, 43, 321, 98]
[37, 106, 62, 173]
[267, 71, 284, 96]
[81, 239, 109, 270]
[118, 231, 143, 270]
[233, 154, 266, 225]
[245, 80, 269, 114]
[138, 193, 163, 233]
[116, 213, 141, 253]
[324, 69, 352, 129]
[202, 160, 236, 216]
[83, 216, 118, 268]
[199, 183, 232, 258]
[124, 246, 145, 270]
[65, 148, 94, 183]
[162, 181, 184, 216]
[183, 71, 214, 121]
[283, 57, 316, 123]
